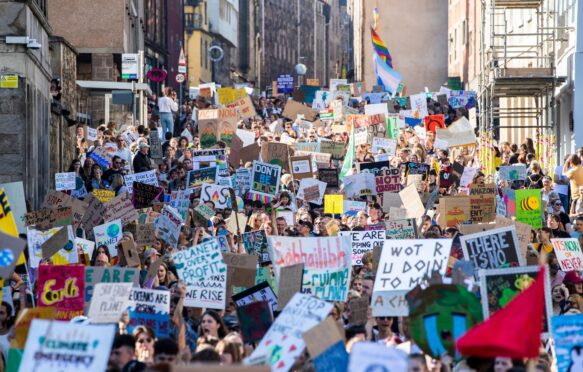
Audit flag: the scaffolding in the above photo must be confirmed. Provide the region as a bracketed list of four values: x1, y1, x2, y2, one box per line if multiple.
[478, 0, 565, 171]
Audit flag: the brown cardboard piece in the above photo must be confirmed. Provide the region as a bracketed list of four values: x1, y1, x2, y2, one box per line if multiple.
[40, 227, 70, 259]
[24, 207, 73, 230]
[146, 257, 164, 282]
[349, 295, 370, 325]
[290, 155, 313, 180]
[282, 100, 318, 121]
[121, 240, 141, 267]
[222, 253, 258, 288]
[302, 316, 344, 358]
[240, 143, 261, 166]
[496, 216, 532, 259]
[135, 223, 156, 246]
[277, 263, 304, 310]
[261, 142, 290, 172]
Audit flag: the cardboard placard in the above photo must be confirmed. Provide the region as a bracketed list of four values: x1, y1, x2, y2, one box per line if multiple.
[24, 207, 73, 230]
[290, 156, 313, 180]
[303, 316, 345, 358]
[551, 238, 583, 272]
[135, 223, 156, 246]
[282, 100, 318, 121]
[318, 168, 339, 188]
[232, 281, 278, 315]
[223, 253, 258, 288]
[399, 184, 425, 219]
[121, 240, 141, 267]
[103, 192, 139, 226]
[276, 263, 304, 310]
[348, 295, 370, 325]
[133, 182, 165, 209]
[242, 230, 270, 263]
[40, 226, 72, 260]
[515, 189, 543, 229]
[251, 161, 281, 199]
[261, 142, 290, 172]
[236, 301, 273, 343]
[84, 267, 140, 312]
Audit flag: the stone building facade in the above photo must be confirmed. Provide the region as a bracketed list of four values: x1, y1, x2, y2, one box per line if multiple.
[0, 0, 53, 207]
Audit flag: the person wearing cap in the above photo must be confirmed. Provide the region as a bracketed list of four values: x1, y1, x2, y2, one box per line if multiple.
[563, 271, 583, 296]
[133, 142, 153, 173]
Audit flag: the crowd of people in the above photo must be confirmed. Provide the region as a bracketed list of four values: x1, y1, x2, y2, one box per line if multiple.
[1, 81, 583, 372]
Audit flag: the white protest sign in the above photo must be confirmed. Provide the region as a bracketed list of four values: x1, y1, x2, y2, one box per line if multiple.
[27, 225, 75, 268]
[246, 293, 332, 371]
[296, 178, 327, 205]
[460, 167, 478, 187]
[88, 282, 133, 323]
[55, 172, 77, 191]
[364, 103, 389, 116]
[339, 230, 385, 266]
[371, 137, 397, 155]
[124, 170, 159, 195]
[268, 236, 352, 302]
[20, 319, 115, 372]
[349, 342, 408, 372]
[410, 92, 429, 118]
[128, 287, 171, 336]
[93, 219, 123, 257]
[155, 205, 183, 248]
[75, 237, 95, 258]
[344, 173, 376, 198]
[200, 183, 231, 209]
[372, 239, 452, 316]
[434, 138, 449, 150]
[551, 238, 583, 272]
[173, 239, 227, 309]
[87, 127, 98, 141]
[342, 200, 366, 216]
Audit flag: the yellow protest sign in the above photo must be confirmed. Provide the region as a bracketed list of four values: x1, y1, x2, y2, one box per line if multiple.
[217, 87, 246, 105]
[11, 307, 57, 349]
[324, 195, 343, 215]
[0, 188, 25, 265]
[91, 189, 115, 203]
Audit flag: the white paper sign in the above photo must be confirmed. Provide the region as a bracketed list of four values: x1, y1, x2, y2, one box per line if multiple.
[155, 206, 183, 248]
[460, 167, 478, 187]
[339, 230, 385, 266]
[372, 239, 452, 316]
[296, 179, 327, 205]
[27, 225, 76, 268]
[410, 92, 429, 118]
[173, 239, 227, 309]
[87, 127, 98, 141]
[124, 170, 159, 195]
[200, 183, 231, 209]
[349, 342, 408, 372]
[88, 282, 133, 323]
[246, 293, 332, 371]
[371, 137, 397, 155]
[93, 219, 123, 257]
[55, 172, 77, 191]
[20, 319, 115, 372]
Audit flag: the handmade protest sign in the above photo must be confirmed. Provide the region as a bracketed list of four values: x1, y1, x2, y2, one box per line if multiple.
[479, 266, 552, 336]
[242, 230, 270, 263]
[42, 190, 88, 227]
[40, 224, 75, 261]
[261, 142, 290, 172]
[20, 319, 115, 372]
[469, 194, 496, 223]
[93, 219, 123, 257]
[237, 301, 273, 344]
[226, 95, 258, 120]
[128, 287, 171, 337]
[187, 166, 219, 189]
[406, 284, 482, 359]
[155, 206, 182, 248]
[324, 194, 343, 215]
[268, 236, 352, 302]
[459, 226, 524, 272]
[282, 100, 318, 121]
[75, 237, 95, 259]
[348, 342, 408, 372]
[290, 156, 313, 180]
[200, 183, 232, 209]
[55, 172, 76, 191]
[12, 307, 57, 349]
[551, 238, 583, 272]
[37, 264, 85, 320]
[24, 206, 73, 230]
[124, 170, 159, 195]
[223, 253, 258, 288]
[297, 178, 326, 205]
[499, 165, 527, 181]
[80, 193, 105, 232]
[344, 173, 376, 198]
[318, 168, 339, 187]
[120, 239, 141, 267]
[385, 219, 417, 239]
[399, 184, 425, 219]
[0, 231, 25, 279]
[103, 192, 139, 226]
[424, 114, 445, 133]
[88, 282, 133, 323]
[515, 189, 543, 229]
[348, 295, 370, 326]
[0, 181, 27, 234]
[551, 314, 583, 372]
[232, 281, 278, 314]
[250, 160, 281, 201]
[27, 225, 76, 267]
[375, 167, 401, 193]
[303, 316, 347, 371]
[85, 267, 139, 312]
[436, 196, 472, 227]
[277, 263, 304, 310]
[132, 182, 164, 209]
[173, 239, 227, 309]
[343, 200, 366, 216]
[136, 223, 156, 246]
[247, 293, 332, 371]
[372, 239, 452, 316]
[339, 230, 385, 266]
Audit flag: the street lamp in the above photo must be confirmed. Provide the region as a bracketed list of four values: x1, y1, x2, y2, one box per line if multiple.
[295, 63, 307, 87]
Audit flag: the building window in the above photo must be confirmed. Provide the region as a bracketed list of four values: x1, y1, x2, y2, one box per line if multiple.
[200, 38, 203, 66]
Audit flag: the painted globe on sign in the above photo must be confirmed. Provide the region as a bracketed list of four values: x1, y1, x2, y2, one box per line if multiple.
[0, 248, 15, 267]
[107, 223, 120, 238]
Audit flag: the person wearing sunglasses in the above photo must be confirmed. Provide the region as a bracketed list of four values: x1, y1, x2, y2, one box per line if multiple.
[103, 155, 125, 185]
[133, 325, 156, 365]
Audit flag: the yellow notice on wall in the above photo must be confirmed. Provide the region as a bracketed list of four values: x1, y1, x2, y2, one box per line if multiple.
[0, 75, 18, 89]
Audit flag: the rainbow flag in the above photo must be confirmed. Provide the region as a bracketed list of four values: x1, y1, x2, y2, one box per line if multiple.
[371, 27, 393, 68]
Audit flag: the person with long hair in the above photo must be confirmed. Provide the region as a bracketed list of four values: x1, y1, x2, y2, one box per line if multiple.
[87, 163, 107, 191]
[0, 301, 14, 362]
[133, 325, 155, 365]
[199, 310, 227, 340]
[159, 87, 178, 136]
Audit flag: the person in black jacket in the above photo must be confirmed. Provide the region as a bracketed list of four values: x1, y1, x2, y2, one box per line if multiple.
[133, 142, 153, 173]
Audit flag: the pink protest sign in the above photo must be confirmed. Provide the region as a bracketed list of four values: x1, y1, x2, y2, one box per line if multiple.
[37, 264, 85, 320]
